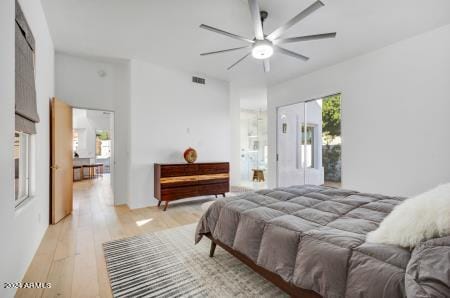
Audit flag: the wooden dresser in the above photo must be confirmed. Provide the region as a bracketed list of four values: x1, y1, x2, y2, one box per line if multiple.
[154, 162, 229, 211]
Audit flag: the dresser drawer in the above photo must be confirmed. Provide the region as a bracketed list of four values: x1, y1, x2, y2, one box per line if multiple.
[197, 178, 229, 186]
[160, 164, 199, 177]
[161, 174, 229, 188]
[198, 163, 229, 175]
[160, 174, 198, 188]
[161, 185, 198, 200]
[197, 183, 229, 196]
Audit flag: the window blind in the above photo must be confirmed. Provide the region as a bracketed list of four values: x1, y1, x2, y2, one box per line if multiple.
[15, 1, 39, 134]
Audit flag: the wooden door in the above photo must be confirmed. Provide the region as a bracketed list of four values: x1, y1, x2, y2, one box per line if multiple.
[51, 97, 73, 224]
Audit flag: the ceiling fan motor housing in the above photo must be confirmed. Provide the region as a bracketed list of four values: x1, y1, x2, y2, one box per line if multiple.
[252, 39, 274, 59]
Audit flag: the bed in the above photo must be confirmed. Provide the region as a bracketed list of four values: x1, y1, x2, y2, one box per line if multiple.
[195, 185, 450, 297]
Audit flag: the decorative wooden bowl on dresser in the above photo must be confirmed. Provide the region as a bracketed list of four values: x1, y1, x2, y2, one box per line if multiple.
[154, 162, 229, 211]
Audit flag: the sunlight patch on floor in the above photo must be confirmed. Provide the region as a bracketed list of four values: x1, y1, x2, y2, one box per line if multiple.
[136, 218, 153, 227]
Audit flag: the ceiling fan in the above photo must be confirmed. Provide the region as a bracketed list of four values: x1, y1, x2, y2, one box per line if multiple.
[199, 0, 336, 72]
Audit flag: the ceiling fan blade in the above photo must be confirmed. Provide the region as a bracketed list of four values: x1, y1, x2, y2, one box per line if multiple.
[200, 46, 251, 56]
[267, 0, 324, 41]
[200, 24, 254, 43]
[227, 52, 251, 70]
[276, 46, 309, 61]
[248, 0, 264, 40]
[276, 32, 336, 44]
[263, 59, 270, 73]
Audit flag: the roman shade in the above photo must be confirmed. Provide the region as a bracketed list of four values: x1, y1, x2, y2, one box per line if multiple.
[15, 1, 39, 134]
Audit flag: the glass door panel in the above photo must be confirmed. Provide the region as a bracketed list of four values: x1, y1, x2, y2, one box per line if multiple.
[277, 103, 305, 187]
[304, 100, 324, 185]
[320, 95, 342, 187]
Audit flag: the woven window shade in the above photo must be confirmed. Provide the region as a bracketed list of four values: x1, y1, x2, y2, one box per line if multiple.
[15, 1, 39, 134]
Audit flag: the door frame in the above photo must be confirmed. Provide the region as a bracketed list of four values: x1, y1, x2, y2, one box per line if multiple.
[275, 92, 343, 187]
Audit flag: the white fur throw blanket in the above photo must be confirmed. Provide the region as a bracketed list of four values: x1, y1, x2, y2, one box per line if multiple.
[367, 183, 450, 247]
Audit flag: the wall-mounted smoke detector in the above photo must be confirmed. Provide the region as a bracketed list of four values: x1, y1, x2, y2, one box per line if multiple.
[97, 70, 107, 77]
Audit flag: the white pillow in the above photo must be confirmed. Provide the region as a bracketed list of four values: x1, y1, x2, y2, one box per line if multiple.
[366, 183, 450, 248]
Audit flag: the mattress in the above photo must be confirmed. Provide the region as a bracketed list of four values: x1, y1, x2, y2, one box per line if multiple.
[195, 185, 450, 298]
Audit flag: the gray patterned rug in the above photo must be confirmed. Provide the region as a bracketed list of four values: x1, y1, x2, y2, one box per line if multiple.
[103, 224, 286, 298]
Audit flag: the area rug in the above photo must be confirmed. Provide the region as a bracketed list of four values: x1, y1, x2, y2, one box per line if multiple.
[103, 224, 286, 298]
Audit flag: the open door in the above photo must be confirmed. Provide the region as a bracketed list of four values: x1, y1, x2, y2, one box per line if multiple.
[51, 97, 73, 224]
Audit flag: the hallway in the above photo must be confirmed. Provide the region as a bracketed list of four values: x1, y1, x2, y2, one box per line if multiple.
[16, 176, 208, 298]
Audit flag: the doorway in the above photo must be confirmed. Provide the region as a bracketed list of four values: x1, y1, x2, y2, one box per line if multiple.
[72, 108, 115, 197]
[276, 94, 342, 187]
[240, 109, 268, 190]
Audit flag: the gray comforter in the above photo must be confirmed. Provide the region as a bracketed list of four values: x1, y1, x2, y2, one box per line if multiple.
[195, 185, 450, 298]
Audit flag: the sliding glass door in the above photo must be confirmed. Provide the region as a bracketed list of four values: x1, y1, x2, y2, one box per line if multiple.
[277, 94, 342, 187]
[303, 100, 324, 185]
[320, 95, 342, 187]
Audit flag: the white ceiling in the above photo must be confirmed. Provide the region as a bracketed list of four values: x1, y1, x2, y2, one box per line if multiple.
[42, 0, 450, 86]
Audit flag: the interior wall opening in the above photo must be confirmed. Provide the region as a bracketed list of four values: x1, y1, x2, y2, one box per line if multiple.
[240, 109, 268, 190]
[72, 108, 115, 203]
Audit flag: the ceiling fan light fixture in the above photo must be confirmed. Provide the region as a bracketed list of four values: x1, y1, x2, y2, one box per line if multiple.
[199, 0, 335, 72]
[251, 40, 274, 59]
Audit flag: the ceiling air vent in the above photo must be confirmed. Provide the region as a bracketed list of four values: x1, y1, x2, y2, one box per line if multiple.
[192, 76, 206, 85]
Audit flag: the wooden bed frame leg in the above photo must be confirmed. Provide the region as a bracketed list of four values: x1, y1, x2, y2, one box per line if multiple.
[222, 193, 226, 198]
[163, 201, 169, 211]
[157, 200, 162, 207]
[209, 241, 217, 258]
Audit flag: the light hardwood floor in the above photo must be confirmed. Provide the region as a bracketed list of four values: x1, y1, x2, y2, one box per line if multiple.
[16, 175, 211, 298]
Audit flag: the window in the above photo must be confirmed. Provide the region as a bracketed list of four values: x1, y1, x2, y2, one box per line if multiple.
[95, 130, 111, 159]
[15, 1, 39, 208]
[14, 132, 30, 206]
[299, 124, 316, 169]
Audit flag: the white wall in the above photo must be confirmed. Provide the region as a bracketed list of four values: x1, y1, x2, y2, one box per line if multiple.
[55, 53, 130, 205]
[56, 53, 116, 110]
[229, 82, 241, 186]
[0, 0, 54, 297]
[268, 24, 450, 197]
[129, 60, 230, 209]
